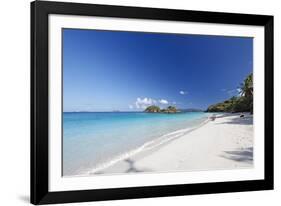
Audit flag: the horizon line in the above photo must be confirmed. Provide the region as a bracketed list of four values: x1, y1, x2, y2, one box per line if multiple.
[63, 108, 206, 113]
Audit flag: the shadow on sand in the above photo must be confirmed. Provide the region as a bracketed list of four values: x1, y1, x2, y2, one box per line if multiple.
[124, 159, 152, 173]
[220, 147, 253, 163]
[90, 158, 152, 175]
[215, 115, 253, 125]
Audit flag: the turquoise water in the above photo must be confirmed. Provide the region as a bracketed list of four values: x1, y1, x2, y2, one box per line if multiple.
[63, 112, 209, 176]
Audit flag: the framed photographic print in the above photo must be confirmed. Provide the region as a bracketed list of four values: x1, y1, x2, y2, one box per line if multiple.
[31, 0, 274, 204]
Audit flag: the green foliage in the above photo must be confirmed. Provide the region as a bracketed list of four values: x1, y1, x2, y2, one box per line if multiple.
[240, 73, 253, 98]
[144, 105, 161, 113]
[162, 106, 177, 113]
[206, 73, 253, 113]
[145, 105, 178, 113]
[232, 96, 253, 113]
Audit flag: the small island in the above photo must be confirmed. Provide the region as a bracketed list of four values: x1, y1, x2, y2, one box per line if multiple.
[144, 105, 178, 113]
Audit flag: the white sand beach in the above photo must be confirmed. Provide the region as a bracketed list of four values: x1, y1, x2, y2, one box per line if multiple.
[93, 113, 253, 175]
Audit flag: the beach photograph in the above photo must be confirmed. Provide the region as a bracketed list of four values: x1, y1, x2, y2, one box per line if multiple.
[62, 29, 253, 177]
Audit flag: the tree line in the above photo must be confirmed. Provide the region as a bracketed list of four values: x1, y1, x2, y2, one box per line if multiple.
[206, 73, 253, 114]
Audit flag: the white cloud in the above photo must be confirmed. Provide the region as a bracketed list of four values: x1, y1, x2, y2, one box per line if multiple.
[159, 99, 168, 104]
[179, 90, 188, 95]
[135, 97, 157, 109]
[129, 105, 134, 109]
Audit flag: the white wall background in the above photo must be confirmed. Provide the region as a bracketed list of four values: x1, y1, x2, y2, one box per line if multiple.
[0, 0, 279, 205]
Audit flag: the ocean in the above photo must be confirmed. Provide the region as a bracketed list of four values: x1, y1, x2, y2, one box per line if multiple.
[63, 112, 209, 176]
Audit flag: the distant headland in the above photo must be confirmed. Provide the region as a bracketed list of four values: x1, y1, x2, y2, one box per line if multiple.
[206, 73, 253, 114]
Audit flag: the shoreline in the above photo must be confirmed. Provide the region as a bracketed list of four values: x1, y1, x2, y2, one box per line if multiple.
[66, 114, 211, 177]
[89, 113, 253, 176]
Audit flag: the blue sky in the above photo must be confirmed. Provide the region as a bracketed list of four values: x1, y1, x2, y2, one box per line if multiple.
[63, 29, 253, 112]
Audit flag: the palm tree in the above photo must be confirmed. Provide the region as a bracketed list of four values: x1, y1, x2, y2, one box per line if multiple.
[239, 73, 253, 114]
[239, 73, 253, 98]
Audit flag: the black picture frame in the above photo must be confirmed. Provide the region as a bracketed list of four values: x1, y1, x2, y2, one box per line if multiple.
[31, 0, 274, 204]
